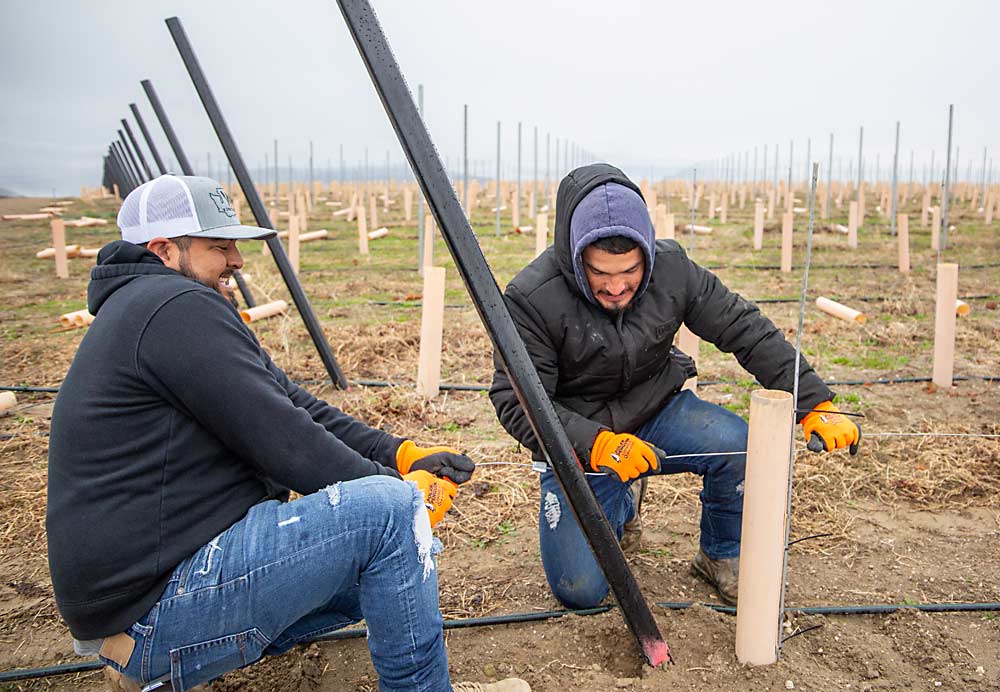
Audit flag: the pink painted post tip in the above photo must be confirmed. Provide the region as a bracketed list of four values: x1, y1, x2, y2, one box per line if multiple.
[643, 639, 673, 667]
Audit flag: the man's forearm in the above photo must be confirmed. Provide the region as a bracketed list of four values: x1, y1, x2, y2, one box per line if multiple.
[270, 359, 404, 467]
[490, 372, 605, 464]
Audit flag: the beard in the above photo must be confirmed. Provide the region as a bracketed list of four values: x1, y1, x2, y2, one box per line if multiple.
[177, 252, 239, 308]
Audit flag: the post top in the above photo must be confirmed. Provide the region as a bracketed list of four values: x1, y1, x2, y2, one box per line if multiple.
[751, 389, 793, 402]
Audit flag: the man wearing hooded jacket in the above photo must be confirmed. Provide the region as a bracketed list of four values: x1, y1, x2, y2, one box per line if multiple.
[490, 163, 859, 607]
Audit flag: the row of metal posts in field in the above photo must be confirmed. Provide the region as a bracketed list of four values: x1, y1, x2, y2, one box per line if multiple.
[59, 5, 995, 668]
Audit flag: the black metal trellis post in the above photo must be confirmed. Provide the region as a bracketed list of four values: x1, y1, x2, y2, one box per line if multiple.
[142, 79, 192, 175]
[112, 140, 140, 190]
[165, 16, 349, 390]
[117, 131, 145, 184]
[121, 118, 153, 180]
[140, 78, 255, 308]
[107, 145, 133, 195]
[130, 103, 167, 175]
[332, 0, 671, 667]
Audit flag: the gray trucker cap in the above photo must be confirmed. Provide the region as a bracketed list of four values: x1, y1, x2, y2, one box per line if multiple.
[117, 174, 276, 244]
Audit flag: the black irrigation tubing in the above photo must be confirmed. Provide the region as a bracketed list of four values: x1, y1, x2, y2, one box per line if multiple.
[754, 293, 1000, 305]
[705, 262, 1000, 271]
[6, 374, 1000, 396]
[0, 660, 104, 683]
[1, 385, 60, 393]
[364, 294, 1000, 308]
[314, 604, 616, 642]
[349, 378, 489, 392]
[366, 300, 468, 309]
[6, 599, 998, 684]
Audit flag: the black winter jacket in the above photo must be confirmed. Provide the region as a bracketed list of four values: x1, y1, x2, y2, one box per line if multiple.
[46, 241, 402, 639]
[489, 164, 833, 465]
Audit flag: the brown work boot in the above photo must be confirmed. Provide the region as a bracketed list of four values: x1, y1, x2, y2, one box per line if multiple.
[453, 679, 531, 691]
[620, 477, 647, 552]
[103, 667, 141, 692]
[691, 548, 739, 605]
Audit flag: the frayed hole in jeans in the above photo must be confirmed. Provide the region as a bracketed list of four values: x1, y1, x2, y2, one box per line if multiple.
[544, 491, 561, 530]
[406, 480, 436, 581]
[322, 483, 342, 506]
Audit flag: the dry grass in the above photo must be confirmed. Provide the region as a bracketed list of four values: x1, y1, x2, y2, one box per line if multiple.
[2, 188, 1000, 682]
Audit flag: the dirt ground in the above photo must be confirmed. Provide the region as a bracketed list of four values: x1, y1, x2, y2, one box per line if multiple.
[1, 185, 999, 692]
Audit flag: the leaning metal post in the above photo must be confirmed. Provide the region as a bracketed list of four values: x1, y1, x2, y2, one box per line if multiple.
[165, 16, 349, 390]
[107, 145, 134, 195]
[141, 80, 192, 175]
[140, 78, 256, 308]
[113, 139, 141, 189]
[333, 0, 671, 667]
[117, 130, 146, 184]
[129, 103, 167, 175]
[121, 118, 153, 180]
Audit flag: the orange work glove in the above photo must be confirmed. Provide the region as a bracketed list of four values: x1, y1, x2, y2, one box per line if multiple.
[396, 440, 476, 484]
[404, 470, 457, 528]
[801, 401, 861, 455]
[589, 431, 664, 482]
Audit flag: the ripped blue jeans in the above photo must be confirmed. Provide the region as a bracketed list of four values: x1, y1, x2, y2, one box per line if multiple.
[538, 390, 748, 609]
[101, 475, 450, 692]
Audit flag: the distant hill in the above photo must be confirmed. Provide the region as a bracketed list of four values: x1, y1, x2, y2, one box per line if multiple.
[0, 187, 20, 198]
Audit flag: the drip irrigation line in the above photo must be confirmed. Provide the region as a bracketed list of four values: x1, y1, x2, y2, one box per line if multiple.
[868, 432, 1000, 439]
[365, 293, 999, 309]
[754, 293, 1000, 305]
[794, 408, 865, 418]
[6, 374, 1000, 397]
[315, 604, 615, 642]
[782, 623, 824, 643]
[824, 375, 1000, 386]
[366, 300, 467, 309]
[349, 378, 488, 392]
[705, 262, 1000, 271]
[653, 600, 1000, 616]
[786, 533, 833, 547]
[0, 660, 103, 683]
[1, 385, 60, 393]
[6, 600, 998, 683]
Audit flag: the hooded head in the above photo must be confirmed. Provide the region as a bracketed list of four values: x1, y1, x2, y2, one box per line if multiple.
[552, 164, 655, 310]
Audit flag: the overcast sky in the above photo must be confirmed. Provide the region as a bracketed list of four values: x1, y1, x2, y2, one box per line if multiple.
[2, 0, 998, 196]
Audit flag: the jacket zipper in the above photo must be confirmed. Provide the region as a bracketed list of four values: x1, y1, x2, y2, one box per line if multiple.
[615, 311, 633, 392]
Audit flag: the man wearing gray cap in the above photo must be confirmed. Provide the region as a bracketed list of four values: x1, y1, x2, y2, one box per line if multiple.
[490, 163, 859, 608]
[47, 175, 527, 692]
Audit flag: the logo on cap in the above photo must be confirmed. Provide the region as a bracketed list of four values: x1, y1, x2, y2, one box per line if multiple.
[208, 188, 236, 218]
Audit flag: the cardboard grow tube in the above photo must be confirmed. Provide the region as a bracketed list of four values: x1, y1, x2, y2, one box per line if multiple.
[735, 389, 793, 665]
[683, 224, 713, 234]
[59, 309, 95, 328]
[816, 297, 866, 324]
[955, 300, 970, 317]
[240, 300, 288, 324]
[933, 264, 958, 388]
[0, 391, 17, 412]
[367, 227, 389, 240]
[36, 245, 80, 259]
[299, 230, 329, 242]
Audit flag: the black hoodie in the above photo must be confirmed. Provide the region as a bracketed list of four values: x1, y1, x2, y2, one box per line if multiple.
[46, 241, 402, 639]
[489, 164, 833, 464]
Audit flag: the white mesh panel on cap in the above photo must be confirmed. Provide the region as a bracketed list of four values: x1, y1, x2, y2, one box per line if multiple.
[118, 176, 200, 244]
[142, 177, 198, 237]
[117, 189, 141, 231]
